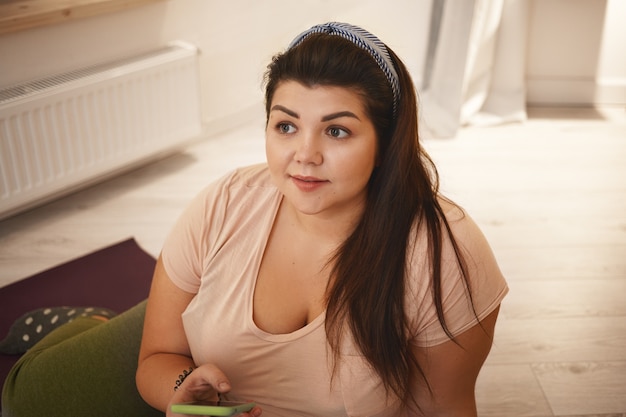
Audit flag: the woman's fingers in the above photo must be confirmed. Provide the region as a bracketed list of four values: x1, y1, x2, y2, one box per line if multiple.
[166, 364, 264, 416]
[183, 363, 231, 395]
[166, 363, 232, 416]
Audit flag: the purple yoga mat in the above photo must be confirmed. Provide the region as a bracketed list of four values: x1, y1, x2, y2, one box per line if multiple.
[0, 238, 156, 398]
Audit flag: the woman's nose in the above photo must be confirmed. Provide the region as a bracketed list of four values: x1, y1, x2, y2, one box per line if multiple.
[294, 134, 323, 165]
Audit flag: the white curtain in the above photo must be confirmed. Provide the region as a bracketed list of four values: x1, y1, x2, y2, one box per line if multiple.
[419, 0, 529, 138]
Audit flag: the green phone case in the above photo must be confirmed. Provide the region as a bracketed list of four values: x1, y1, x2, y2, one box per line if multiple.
[171, 401, 255, 416]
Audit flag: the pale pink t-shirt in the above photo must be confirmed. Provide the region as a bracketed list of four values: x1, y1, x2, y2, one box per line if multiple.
[162, 164, 508, 417]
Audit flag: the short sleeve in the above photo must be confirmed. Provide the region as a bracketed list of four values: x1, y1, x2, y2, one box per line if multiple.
[408, 206, 509, 347]
[161, 171, 236, 293]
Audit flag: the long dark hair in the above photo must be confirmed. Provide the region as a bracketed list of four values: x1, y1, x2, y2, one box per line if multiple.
[264, 32, 470, 406]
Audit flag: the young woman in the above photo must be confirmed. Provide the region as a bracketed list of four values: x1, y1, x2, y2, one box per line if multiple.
[2, 22, 507, 417]
[137, 22, 508, 416]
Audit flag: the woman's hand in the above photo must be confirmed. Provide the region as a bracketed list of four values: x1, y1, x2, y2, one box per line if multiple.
[166, 363, 262, 417]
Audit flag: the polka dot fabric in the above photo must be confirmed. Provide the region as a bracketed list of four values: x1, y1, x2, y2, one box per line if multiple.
[0, 306, 116, 355]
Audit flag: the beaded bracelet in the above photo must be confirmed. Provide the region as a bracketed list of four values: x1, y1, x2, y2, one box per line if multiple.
[174, 366, 194, 391]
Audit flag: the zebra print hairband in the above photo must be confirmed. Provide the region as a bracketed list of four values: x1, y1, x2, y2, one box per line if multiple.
[288, 22, 400, 117]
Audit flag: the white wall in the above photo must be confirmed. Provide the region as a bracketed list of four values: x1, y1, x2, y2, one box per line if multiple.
[526, 0, 626, 105]
[0, 0, 431, 136]
[1, 0, 624, 137]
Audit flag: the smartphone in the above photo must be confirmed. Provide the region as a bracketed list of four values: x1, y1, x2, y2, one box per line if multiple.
[171, 400, 256, 416]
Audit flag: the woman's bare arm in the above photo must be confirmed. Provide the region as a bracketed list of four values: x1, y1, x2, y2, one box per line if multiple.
[136, 256, 197, 411]
[410, 306, 500, 416]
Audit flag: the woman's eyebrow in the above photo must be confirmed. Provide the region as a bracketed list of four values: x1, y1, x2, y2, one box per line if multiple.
[321, 111, 361, 122]
[270, 106, 360, 122]
[270, 105, 299, 118]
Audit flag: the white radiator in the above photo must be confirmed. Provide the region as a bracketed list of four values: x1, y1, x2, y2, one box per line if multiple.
[0, 41, 202, 220]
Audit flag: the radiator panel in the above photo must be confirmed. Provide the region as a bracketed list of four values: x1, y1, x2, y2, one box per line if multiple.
[0, 42, 202, 219]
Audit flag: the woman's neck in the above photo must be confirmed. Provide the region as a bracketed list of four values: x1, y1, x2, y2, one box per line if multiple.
[281, 197, 364, 248]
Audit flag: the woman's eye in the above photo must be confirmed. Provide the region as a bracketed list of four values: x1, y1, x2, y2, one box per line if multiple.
[277, 123, 296, 134]
[327, 127, 349, 139]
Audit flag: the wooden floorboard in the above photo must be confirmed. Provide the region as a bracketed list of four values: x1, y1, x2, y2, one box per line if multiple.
[1, 106, 625, 415]
[476, 363, 553, 417]
[532, 361, 626, 415]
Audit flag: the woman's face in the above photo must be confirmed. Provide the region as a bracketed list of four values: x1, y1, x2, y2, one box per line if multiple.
[266, 81, 378, 220]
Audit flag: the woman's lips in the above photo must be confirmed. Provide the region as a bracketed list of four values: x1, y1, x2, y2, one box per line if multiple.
[290, 175, 328, 192]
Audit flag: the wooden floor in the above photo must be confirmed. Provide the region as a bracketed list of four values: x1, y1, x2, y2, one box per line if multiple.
[1, 106, 625, 416]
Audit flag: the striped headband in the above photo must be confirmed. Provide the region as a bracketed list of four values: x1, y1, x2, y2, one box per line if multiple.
[288, 22, 400, 117]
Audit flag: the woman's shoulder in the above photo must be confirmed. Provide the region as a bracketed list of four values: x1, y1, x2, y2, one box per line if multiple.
[224, 163, 278, 204]
[194, 163, 274, 200]
[437, 197, 465, 222]
[175, 163, 276, 233]
[435, 197, 483, 244]
[221, 163, 273, 188]
[407, 195, 503, 288]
